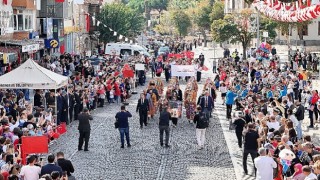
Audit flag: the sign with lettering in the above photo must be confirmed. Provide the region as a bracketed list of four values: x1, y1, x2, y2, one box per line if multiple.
[171, 65, 196, 77]
[21, 44, 39, 53]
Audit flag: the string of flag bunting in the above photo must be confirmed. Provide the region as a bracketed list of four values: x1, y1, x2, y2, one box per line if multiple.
[81, 8, 132, 43]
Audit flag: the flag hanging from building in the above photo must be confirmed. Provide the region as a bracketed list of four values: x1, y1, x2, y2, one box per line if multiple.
[85, 14, 90, 32]
[55, 0, 64, 2]
[3, 0, 8, 5]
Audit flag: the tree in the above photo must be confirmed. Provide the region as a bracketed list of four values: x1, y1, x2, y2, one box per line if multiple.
[211, 9, 255, 59]
[98, 3, 144, 43]
[149, 0, 168, 14]
[170, 10, 192, 37]
[154, 12, 174, 35]
[193, 0, 213, 47]
[259, 17, 278, 42]
[126, 0, 145, 14]
[210, 0, 225, 21]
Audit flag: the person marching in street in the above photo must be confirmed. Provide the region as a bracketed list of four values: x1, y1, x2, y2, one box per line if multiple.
[136, 93, 149, 129]
[77, 108, 93, 151]
[193, 106, 209, 150]
[115, 105, 132, 148]
[159, 106, 171, 148]
[199, 91, 214, 118]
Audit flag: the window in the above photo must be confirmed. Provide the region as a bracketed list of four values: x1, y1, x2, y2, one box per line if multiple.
[17, 15, 23, 30]
[318, 22, 320, 35]
[13, 10, 33, 31]
[24, 15, 32, 30]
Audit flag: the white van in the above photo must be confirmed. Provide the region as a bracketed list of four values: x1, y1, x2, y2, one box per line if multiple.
[105, 43, 150, 57]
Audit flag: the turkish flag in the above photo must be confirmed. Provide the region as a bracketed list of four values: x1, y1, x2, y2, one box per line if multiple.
[122, 64, 134, 78]
[85, 14, 90, 32]
[55, 0, 64, 2]
[3, 0, 7, 5]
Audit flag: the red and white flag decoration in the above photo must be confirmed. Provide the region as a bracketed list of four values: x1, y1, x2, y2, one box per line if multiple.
[253, 0, 320, 22]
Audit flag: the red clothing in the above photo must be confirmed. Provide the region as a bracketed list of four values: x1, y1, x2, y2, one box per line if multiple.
[106, 84, 112, 91]
[311, 93, 319, 105]
[273, 163, 283, 180]
[114, 83, 121, 96]
[298, 73, 303, 80]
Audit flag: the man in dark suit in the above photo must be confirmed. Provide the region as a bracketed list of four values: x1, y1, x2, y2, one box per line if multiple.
[56, 151, 75, 180]
[199, 91, 214, 118]
[56, 89, 63, 125]
[61, 91, 69, 124]
[73, 89, 81, 121]
[77, 108, 93, 151]
[136, 93, 149, 128]
[68, 89, 75, 124]
[174, 85, 183, 101]
[40, 154, 63, 177]
[34, 89, 43, 107]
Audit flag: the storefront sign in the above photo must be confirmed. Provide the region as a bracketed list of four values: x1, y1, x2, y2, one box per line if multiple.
[45, 39, 59, 48]
[22, 44, 39, 53]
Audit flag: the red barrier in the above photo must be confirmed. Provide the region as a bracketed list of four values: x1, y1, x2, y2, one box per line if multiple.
[57, 122, 67, 135]
[21, 136, 49, 164]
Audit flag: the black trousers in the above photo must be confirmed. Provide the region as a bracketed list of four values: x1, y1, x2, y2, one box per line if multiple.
[69, 107, 74, 124]
[243, 149, 258, 173]
[159, 125, 170, 145]
[172, 118, 178, 125]
[197, 72, 201, 82]
[235, 130, 242, 148]
[226, 104, 232, 119]
[74, 105, 80, 120]
[139, 111, 148, 127]
[78, 130, 90, 150]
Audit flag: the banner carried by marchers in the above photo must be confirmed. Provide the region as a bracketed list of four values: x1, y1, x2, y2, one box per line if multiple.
[171, 65, 196, 77]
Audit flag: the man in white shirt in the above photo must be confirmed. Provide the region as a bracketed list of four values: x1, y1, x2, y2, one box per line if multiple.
[303, 165, 317, 180]
[254, 147, 277, 180]
[20, 155, 41, 180]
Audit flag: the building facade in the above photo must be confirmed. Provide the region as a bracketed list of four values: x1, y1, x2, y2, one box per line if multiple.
[224, 0, 320, 46]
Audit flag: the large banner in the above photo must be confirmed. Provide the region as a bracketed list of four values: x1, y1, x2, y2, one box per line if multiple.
[171, 65, 195, 77]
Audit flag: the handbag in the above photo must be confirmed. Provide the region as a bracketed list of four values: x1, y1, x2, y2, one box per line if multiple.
[114, 119, 119, 129]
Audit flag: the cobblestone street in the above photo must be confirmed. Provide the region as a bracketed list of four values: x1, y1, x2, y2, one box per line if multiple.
[49, 77, 237, 180]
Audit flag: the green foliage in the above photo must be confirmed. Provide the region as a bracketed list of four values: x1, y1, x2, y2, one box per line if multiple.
[210, 0, 225, 21]
[153, 12, 174, 35]
[211, 9, 255, 58]
[126, 0, 145, 14]
[194, 0, 213, 30]
[259, 17, 278, 40]
[98, 3, 144, 43]
[170, 10, 192, 37]
[169, 0, 197, 10]
[149, 0, 168, 13]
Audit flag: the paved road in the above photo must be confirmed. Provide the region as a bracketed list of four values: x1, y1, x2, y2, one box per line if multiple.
[49, 76, 237, 180]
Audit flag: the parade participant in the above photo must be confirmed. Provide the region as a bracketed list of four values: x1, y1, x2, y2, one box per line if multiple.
[193, 106, 209, 150]
[136, 93, 149, 129]
[199, 91, 214, 118]
[77, 108, 93, 151]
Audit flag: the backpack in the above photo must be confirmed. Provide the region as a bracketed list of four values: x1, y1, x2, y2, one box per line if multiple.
[198, 112, 209, 128]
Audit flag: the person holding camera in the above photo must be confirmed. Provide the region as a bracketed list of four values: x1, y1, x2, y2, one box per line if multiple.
[77, 108, 93, 151]
[115, 105, 132, 148]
